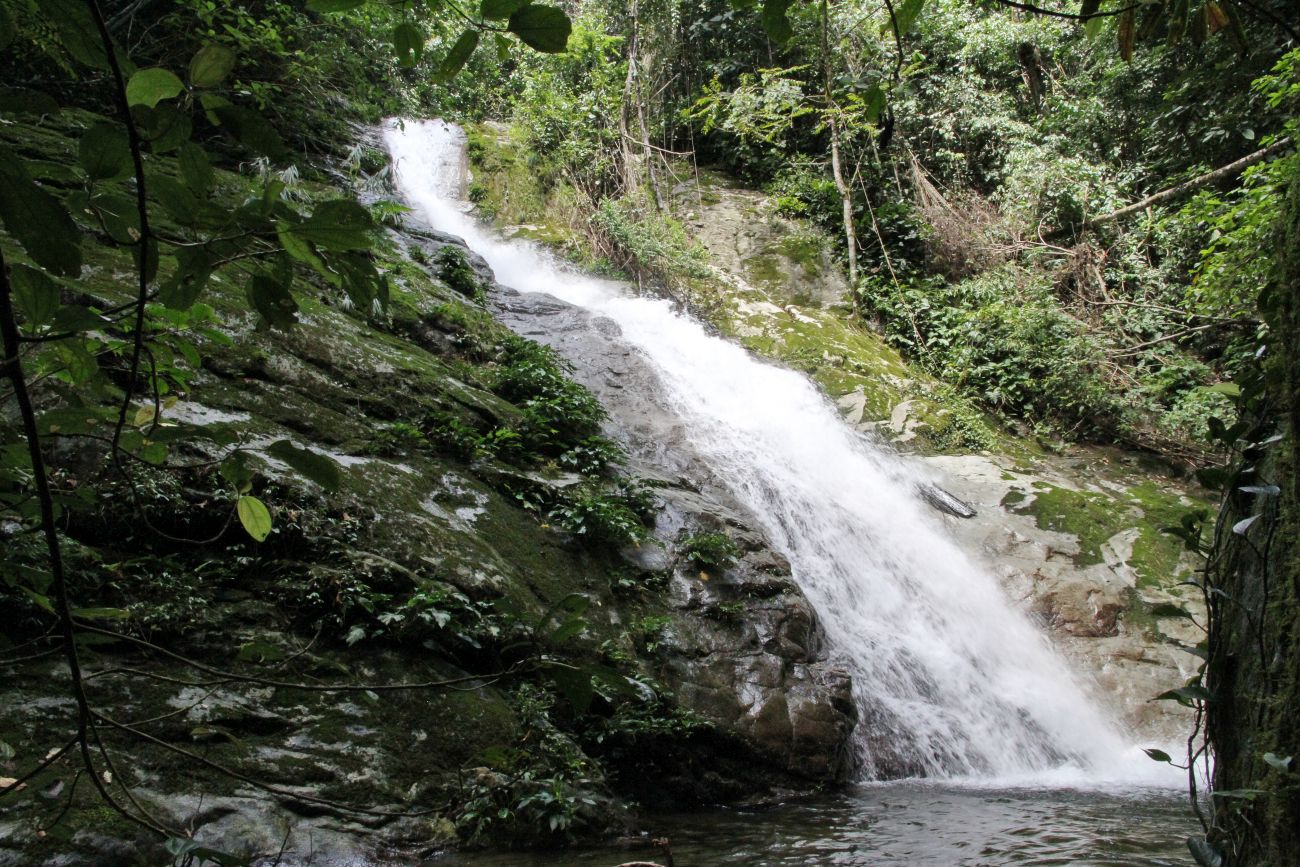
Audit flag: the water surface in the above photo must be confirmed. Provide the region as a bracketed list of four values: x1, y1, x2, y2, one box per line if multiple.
[435, 783, 1195, 866]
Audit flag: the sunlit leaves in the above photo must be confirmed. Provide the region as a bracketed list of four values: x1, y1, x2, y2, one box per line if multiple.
[508, 5, 572, 53]
[126, 68, 185, 108]
[0, 147, 82, 277]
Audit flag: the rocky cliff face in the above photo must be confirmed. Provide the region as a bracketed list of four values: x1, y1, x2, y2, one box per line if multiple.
[0, 114, 854, 865]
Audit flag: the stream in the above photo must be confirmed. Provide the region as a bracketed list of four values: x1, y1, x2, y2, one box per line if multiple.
[381, 118, 1198, 864]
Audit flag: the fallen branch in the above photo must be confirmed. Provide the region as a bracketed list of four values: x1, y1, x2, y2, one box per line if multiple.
[1051, 137, 1293, 238]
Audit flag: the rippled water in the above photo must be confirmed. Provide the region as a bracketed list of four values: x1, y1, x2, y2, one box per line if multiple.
[434, 783, 1196, 866]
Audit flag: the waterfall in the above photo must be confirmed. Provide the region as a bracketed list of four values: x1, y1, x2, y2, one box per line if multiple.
[382, 118, 1146, 783]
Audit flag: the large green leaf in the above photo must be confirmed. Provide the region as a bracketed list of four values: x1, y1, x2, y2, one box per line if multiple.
[0, 88, 61, 116]
[246, 272, 298, 329]
[481, 0, 530, 20]
[508, 5, 571, 53]
[209, 105, 286, 160]
[10, 264, 61, 330]
[159, 246, 213, 309]
[78, 122, 131, 182]
[393, 21, 425, 68]
[292, 200, 375, 251]
[265, 440, 342, 491]
[188, 44, 237, 88]
[892, 0, 926, 36]
[43, 0, 110, 69]
[0, 7, 15, 52]
[236, 495, 273, 542]
[133, 103, 193, 153]
[306, 0, 367, 10]
[178, 142, 214, 196]
[0, 147, 82, 277]
[760, 0, 793, 44]
[435, 30, 480, 82]
[126, 68, 185, 108]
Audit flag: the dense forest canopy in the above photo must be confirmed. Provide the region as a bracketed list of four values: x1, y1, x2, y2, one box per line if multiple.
[1, 0, 1297, 864]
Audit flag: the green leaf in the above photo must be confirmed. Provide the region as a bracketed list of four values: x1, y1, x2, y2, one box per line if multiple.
[188, 44, 236, 88]
[10, 265, 62, 330]
[71, 607, 131, 620]
[1187, 837, 1224, 867]
[78, 122, 131, 182]
[393, 21, 425, 68]
[508, 5, 571, 53]
[1147, 602, 1195, 620]
[306, 0, 367, 10]
[1204, 381, 1241, 396]
[265, 440, 341, 491]
[178, 142, 214, 196]
[892, 0, 926, 37]
[0, 88, 60, 116]
[126, 68, 185, 108]
[149, 175, 203, 226]
[51, 305, 107, 333]
[550, 666, 594, 715]
[133, 103, 193, 153]
[44, 0, 110, 69]
[236, 495, 272, 542]
[0, 7, 13, 51]
[160, 246, 213, 309]
[238, 640, 286, 663]
[0, 148, 82, 277]
[220, 452, 254, 490]
[760, 0, 793, 44]
[1143, 747, 1173, 763]
[210, 105, 286, 160]
[436, 30, 480, 82]
[293, 200, 375, 251]
[863, 85, 887, 123]
[1084, 13, 1106, 40]
[1262, 752, 1292, 772]
[246, 272, 298, 329]
[482, 0, 530, 19]
[1154, 685, 1213, 705]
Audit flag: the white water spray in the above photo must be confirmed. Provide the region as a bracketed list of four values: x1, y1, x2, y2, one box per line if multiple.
[382, 118, 1163, 784]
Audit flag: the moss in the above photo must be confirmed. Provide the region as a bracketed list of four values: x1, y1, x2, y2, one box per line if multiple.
[1010, 479, 1210, 587]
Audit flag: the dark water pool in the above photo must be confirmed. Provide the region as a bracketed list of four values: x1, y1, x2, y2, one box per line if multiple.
[434, 782, 1196, 866]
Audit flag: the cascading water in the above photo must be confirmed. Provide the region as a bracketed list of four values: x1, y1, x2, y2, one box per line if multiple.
[382, 118, 1144, 783]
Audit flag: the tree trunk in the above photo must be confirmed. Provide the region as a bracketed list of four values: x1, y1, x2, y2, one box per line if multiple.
[821, 0, 857, 286]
